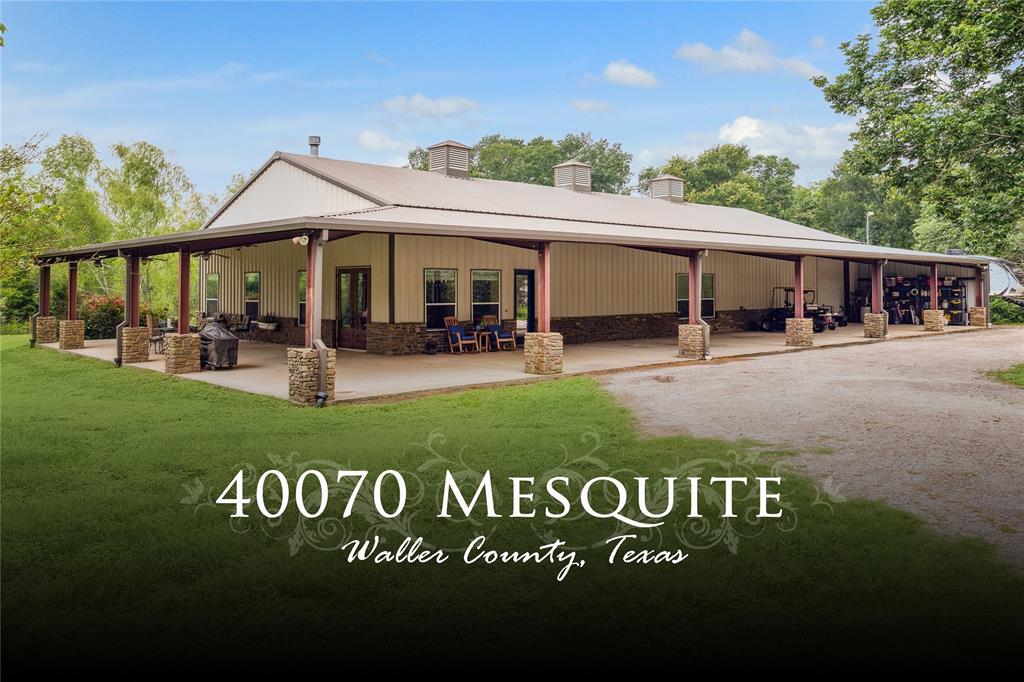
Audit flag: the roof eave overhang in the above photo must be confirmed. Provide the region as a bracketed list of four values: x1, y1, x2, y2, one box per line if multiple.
[35, 214, 990, 268]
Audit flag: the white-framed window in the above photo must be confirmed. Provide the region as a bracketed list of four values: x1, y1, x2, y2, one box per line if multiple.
[676, 272, 716, 319]
[205, 273, 220, 316]
[425, 268, 456, 330]
[244, 272, 261, 319]
[297, 270, 307, 326]
[471, 269, 500, 325]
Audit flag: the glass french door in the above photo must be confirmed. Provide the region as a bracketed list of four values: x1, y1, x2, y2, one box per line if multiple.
[337, 268, 370, 349]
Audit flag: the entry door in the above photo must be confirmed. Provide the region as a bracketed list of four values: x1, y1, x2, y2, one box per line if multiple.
[514, 269, 536, 332]
[337, 268, 370, 349]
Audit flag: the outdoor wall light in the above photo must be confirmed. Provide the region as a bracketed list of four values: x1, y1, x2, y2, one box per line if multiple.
[292, 235, 309, 247]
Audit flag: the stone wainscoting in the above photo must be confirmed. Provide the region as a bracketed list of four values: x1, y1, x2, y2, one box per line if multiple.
[706, 308, 768, 333]
[551, 313, 678, 344]
[367, 322, 430, 355]
[236, 318, 334, 347]
[214, 310, 773, 355]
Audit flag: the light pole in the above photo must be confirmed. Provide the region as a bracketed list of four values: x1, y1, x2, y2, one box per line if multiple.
[865, 210, 875, 245]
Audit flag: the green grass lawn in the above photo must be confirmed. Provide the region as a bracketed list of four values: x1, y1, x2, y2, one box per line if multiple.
[988, 363, 1024, 387]
[2, 334, 1022, 667]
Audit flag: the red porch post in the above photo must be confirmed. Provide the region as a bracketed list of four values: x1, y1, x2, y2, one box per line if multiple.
[930, 262, 940, 310]
[538, 242, 551, 333]
[687, 251, 702, 325]
[127, 253, 141, 327]
[39, 265, 51, 316]
[67, 262, 78, 320]
[975, 266, 984, 307]
[793, 256, 805, 317]
[177, 248, 190, 334]
[871, 261, 884, 313]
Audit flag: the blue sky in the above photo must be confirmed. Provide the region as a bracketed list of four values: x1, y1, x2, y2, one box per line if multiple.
[1, 1, 875, 196]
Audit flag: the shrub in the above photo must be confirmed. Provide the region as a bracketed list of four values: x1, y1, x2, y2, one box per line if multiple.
[990, 297, 1024, 325]
[80, 295, 124, 339]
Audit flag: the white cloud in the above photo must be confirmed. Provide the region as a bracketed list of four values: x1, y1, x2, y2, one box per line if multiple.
[811, 35, 827, 50]
[717, 115, 855, 172]
[675, 29, 822, 78]
[357, 130, 403, 151]
[637, 115, 855, 183]
[571, 99, 611, 112]
[602, 60, 659, 88]
[383, 93, 477, 117]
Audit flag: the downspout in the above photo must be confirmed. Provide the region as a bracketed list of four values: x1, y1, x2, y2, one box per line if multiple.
[309, 229, 329, 407]
[114, 250, 128, 367]
[696, 250, 712, 360]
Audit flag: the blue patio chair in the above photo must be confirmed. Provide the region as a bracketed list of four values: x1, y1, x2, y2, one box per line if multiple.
[444, 317, 479, 353]
[484, 317, 516, 350]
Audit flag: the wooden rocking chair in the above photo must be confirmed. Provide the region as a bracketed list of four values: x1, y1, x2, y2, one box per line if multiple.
[482, 315, 516, 350]
[444, 316, 479, 353]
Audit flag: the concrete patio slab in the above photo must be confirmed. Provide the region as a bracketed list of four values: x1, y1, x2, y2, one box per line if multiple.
[42, 322, 985, 402]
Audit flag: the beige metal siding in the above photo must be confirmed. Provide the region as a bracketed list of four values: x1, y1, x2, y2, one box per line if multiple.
[199, 234, 390, 321]
[200, 236, 851, 325]
[394, 235, 537, 323]
[208, 159, 378, 229]
[323, 234, 391, 322]
[812, 257, 844, 310]
[551, 242, 682, 316]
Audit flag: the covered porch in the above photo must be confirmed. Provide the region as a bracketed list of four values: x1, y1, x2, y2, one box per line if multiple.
[43, 322, 984, 402]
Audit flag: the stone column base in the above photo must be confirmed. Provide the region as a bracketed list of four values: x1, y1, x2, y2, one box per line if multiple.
[35, 316, 58, 344]
[969, 306, 987, 327]
[923, 309, 945, 332]
[677, 324, 709, 359]
[58, 319, 85, 349]
[785, 318, 814, 347]
[524, 332, 564, 375]
[288, 347, 337, 404]
[863, 312, 887, 338]
[164, 333, 201, 374]
[121, 326, 151, 363]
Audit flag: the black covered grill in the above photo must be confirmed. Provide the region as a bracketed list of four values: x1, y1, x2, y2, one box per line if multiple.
[198, 320, 238, 369]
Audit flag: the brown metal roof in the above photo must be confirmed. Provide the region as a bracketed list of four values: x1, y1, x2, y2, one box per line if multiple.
[36, 151, 988, 267]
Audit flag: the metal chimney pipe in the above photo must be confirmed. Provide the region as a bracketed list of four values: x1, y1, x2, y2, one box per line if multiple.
[308, 135, 321, 156]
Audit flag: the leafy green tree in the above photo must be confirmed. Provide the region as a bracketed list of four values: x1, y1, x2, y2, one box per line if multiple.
[812, 161, 917, 248]
[639, 144, 801, 218]
[1, 134, 58, 321]
[408, 133, 633, 194]
[814, 0, 1024, 256]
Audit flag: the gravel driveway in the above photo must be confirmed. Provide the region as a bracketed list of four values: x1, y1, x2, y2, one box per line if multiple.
[601, 327, 1024, 567]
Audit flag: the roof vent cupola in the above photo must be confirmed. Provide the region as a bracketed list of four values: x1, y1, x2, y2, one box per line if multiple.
[427, 140, 471, 178]
[308, 135, 321, 157]
[649, 173, 684, 203]
[554, 159, 592, 193]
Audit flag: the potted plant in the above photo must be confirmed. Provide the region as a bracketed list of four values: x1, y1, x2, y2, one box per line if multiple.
[256, 314, 280, 331]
